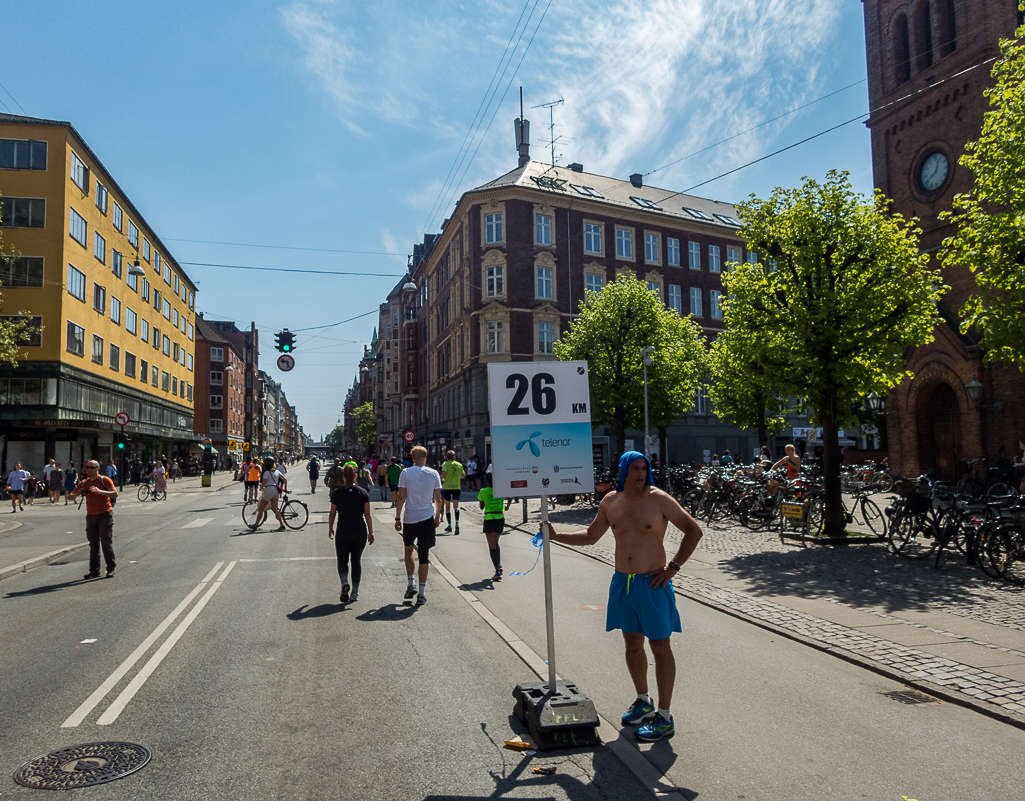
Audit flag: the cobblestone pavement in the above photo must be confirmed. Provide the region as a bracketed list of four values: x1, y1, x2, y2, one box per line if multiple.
[497, 498, 1025, 723]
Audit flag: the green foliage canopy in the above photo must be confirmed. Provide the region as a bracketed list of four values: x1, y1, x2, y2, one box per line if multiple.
[353, 401, 377, 448]
[0, 204, 43, 366]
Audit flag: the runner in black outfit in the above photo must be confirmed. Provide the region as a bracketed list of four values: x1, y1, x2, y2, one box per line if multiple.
[327, 464, 374, 604]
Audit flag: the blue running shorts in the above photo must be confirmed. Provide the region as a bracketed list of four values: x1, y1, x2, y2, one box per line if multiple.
[606, 571, 682, 641]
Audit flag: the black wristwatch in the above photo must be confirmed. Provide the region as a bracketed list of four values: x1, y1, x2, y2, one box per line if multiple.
[668, 561, 681, 571]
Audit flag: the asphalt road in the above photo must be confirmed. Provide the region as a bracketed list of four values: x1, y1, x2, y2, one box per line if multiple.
[1, 486, 1023, 800]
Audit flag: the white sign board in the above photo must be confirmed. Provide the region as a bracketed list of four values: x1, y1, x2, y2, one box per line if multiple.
[487, 361, 594, 498]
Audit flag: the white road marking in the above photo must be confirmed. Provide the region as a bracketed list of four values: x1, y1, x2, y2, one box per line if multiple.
[182, 518, 214, 528]
[237, 557, 335, 562]
[62, 562, 225, 728]
[80, 639, 97, 644]
[97, 561, 237, 725]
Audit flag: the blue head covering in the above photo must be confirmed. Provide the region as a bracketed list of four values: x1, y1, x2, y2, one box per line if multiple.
[616, 451, 654, 492]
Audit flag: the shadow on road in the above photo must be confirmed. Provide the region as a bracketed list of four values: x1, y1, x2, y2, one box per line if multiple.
[4, 577, 96, 598]
[355, 603, 418, 622]
[286, 603, 344, 620]
[458, 579, 498, 592]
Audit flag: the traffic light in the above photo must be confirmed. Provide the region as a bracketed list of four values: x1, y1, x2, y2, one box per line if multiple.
[117, 441, 125, 450]
[275, 329, 296, 353]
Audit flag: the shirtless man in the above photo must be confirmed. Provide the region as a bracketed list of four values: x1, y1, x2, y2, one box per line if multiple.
[543, 451, 702, 742]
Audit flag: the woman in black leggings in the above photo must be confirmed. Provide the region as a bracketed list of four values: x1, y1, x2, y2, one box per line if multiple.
[328, 464, 374, 604]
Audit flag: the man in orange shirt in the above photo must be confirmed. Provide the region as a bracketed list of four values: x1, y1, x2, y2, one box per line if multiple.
[69, 460, 119, 579]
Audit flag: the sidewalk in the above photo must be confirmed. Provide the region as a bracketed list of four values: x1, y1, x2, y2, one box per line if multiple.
[472, 495, 1025, 729]
[0, 470, 239, 581]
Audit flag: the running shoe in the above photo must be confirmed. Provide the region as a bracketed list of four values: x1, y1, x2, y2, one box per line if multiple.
[83, 572, 100, 580]
[492, 567, 503, 581]
[340, 584, 350, 603]
[634, 712, 674, 742]
[349, 589, 358, 602]
[621, 698, 656, 725]
[105, 569, 115, 578]
[454, 526, 460, 535]
[445, 524, 452, 532]
[416, 594, 427, 606]
[403, 586, 417, 601]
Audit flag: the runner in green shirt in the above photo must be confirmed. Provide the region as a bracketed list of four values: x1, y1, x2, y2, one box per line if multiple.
[478, 473, 511, 581]
[440, 450, 466, 534]
[386, 458, 403, 509]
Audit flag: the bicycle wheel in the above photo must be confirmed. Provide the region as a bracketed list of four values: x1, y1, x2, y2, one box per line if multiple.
[281, 499, 309, 530]
[889, 513, 937, 559]
[806, 496, 825, 535]
[154, 489, 167, 501]
[974, 524, 1004, 579]
[986, 526, 1025, 585]
[955, 476, 980, 499]
[870, 472, 894, 492]
[681, 489, 702, 517]
[985, 483, 1016, 507]
[137, 484, 151, 502]
[858, 498, 886, 539]
[242, 500, 259, 528]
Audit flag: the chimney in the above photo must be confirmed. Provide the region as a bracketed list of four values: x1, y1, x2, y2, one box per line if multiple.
[568, 163, 584, 172]
[515, 116, 531, 167]
[630, 173, 643, 188]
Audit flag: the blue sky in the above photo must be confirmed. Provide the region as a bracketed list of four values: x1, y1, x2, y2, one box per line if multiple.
[1, 0, 873, 439]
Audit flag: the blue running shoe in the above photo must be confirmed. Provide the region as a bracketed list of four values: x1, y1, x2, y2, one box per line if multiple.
[634, 712, 674, 742]
[621, 698, 655, 725]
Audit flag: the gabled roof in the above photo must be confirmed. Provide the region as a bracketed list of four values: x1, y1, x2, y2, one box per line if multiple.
[472, 160, 742, 231]
[195, 315, 229, 345]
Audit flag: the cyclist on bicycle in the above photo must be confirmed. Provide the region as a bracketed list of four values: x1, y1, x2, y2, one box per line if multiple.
[252, 457, 287, 531]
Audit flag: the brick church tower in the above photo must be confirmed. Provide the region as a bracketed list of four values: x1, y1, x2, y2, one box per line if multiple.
[862, 1, 1025, 479]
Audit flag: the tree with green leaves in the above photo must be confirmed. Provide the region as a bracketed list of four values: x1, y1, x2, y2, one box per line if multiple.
[325, 425, 345, 455]
[0, 203, 42, 365]
[555, 273, 708, 457]
[941, 27, 1025, 366]
[723, 171, 943, 537]
[353, 401, 377, 454]
[708, 327, 788, 451]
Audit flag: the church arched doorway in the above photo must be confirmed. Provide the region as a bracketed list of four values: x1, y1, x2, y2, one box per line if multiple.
[916, 382, 961, 480]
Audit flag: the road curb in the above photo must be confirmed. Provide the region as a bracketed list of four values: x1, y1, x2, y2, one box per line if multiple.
[555, 539, 1025, 733]
[0, 542, 89, 582]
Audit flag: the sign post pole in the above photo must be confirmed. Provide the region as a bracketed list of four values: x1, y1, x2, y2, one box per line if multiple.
[539, 494, 557, 690]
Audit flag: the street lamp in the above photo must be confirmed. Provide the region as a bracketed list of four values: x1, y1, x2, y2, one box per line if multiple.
[866, 392, 884, 414]
[965, 378, 982, 407]
[127, 252, 146, 277]
[641, 346, 654, 460]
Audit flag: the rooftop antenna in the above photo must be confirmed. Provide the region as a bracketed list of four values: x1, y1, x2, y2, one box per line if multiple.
[531, 97, 564, 167]
[515, 87, 531, 167]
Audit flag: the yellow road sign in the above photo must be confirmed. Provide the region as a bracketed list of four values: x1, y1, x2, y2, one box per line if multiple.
[242, 442, 250, 451]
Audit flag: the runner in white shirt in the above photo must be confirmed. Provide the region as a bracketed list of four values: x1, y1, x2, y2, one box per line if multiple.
[394, 445, 443, 606]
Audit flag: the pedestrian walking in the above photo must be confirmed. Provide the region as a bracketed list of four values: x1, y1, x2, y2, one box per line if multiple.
[356, 460, 373, 495]
[47, 463, 64, 504]
[394, 445, 442, 606]
[104, 459, 118, 482]
[252, 458, 287, 531]
[244, 458, 262, 502]
[324, 457, 345, 492]
[63, 462, 78, 505]
[171, 458, 181, 482]
[6, 462, 28, 512]
[43, 458, 56, 486]
[477, 472, 512, 581]
[307, 457, 320, 494]
[328, 463, 374, 603]
[24, 473, 38, 505]
[440, 450, 465, 534]
[386, 457, 403, 508]
[376, 458, 389, 502]
[131, 457, 143, 485]
[153, 459, 168, 499]
[543, 451, 703, 742]
[69, 460, 118, 579]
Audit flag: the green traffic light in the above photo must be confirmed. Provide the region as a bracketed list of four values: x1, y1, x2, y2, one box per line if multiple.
[117, 442, 124, 449]
[282, 344, 291, 352]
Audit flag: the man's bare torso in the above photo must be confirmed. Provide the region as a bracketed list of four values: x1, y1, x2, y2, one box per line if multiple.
[604, 487, 671, 574]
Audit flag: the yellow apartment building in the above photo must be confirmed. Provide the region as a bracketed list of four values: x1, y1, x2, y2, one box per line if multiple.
[0, 113, 199, 474]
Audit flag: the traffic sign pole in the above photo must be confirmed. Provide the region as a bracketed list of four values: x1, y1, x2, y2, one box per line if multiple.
[540, 495, 556, 690]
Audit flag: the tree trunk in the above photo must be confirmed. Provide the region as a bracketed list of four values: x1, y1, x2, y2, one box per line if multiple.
[819, 388, 847, 541]
[659, 425, 668, 468]
[756, 405, 769, 453]
[614, 427, 626, 462]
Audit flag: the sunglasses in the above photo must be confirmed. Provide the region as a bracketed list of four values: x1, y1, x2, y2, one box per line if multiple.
[84, 465, 99, 470]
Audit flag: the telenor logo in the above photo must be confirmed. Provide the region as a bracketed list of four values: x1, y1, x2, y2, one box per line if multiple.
[517, 431, 542, 457]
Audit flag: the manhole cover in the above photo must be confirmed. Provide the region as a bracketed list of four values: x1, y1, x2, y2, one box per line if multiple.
[881, 690, 939, 705]
[13, 742, 150, 790]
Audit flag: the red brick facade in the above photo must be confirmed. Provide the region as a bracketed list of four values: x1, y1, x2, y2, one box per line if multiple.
[863, 0, 1025, 478]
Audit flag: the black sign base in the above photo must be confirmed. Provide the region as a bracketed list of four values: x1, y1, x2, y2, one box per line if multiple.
[512, 680, 601, 751]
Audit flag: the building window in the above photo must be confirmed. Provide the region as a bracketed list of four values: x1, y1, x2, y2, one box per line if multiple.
[727, 247, 740, 267]
[688, 241, 701, 270]
[126, 307, 137, 334]
[709, 245, 721, 273]
[162, 335, 171, 356]
[187, 353, 194, 371]
[667, 237, 680, 267]
[140, 318, 149, 343]
[143, 238, 151, 262]
[92, 334, 104, 364]
[172, 376, 178, 395]
[668, 284, 682, 313]
[151, 365, 159, 386]
[535, 213, 552, 246]
[188, 291, 194, 310]
[163, 299, 171, 320]
[113, 201, 123, 232]
[163, 264, 171, 285]
[0, 197, 45, 229]
[93, 283, 106, 314]
[127, 269, 138, 291]
[644, 233, 660, 264]
[647, 281, 661, 299]
[71, 151, 89, 191]
[95, 183, 108, 214]
[615, 228, 633, 259]
[485, 213, 503, 244]
[0, 256, 44, 287]
[485, 265, 504, 297]
[0, 314, 42, 346]
[161, 371, 170, 391]
[746, 250, 758, 264]
[209, 418, 223, 433]
[187, 323, 194, 341]
[111, 297, 121, 325]
[584, 223, 602, 255]
[128, 220, 139, 248]
[210, 394, 223, 409]
[690, 287, 703, 317]
[140, 358, 148, 382]
[173, 309, 179, 327]
[67, 207, 87, 244]
[585, 272, 603, 295]
[153, 289, 161, 311]
[141, 278, 150, 303]
[187, 383, 193, 401]
[174, 274, 180, 294]
[109, 343, 120, 371]
[711, 290, 723, 320]
[67, 322, 85, 356]
[536, 266, 553, 299]
[111, 249, 122, 278]
[94, 232, 106, 263]
[210, 346, 224, 362]
[211, 370, 223, 385]
[0, 138, 47, 170]
[152, 326, 160, 349]
[486, 321, 505, 354]
[125, 352, 136, 378]
[173, 342, 180, 361]
[538, 321, 554, 354]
